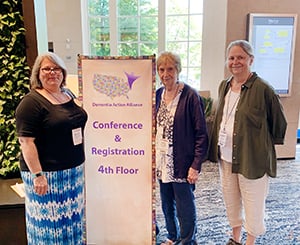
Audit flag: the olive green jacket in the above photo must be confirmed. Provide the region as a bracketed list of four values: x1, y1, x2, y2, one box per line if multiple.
[208, 72, 287, 179]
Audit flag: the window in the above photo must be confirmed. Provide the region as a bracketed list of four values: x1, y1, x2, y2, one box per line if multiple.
[83, 0, 203, 89]
[166, 0, 203, 89]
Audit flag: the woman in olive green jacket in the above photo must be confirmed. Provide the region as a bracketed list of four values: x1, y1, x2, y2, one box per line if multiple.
[208, 40, 287, 245]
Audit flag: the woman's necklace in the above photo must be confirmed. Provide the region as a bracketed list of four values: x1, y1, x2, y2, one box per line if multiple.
[44, 88, 67, 104]
[163, 83, 179, 105]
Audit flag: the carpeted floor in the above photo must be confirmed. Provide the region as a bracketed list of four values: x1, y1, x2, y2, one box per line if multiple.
[156, 145, 300, 245]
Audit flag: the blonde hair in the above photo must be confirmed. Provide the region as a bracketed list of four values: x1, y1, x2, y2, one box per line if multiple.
[30, 52, 67, 89]
[156, 51, 182, 75]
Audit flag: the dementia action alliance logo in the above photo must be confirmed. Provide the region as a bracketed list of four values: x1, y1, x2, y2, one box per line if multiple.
[93, 72, 140, 99]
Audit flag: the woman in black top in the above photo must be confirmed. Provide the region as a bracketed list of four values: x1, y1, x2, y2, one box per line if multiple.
[16, 52, 88, 244]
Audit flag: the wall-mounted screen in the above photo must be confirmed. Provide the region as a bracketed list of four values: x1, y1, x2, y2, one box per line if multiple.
[247, 13, 297, 97]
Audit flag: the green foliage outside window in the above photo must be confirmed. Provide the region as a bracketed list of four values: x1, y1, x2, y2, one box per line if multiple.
[0, 0, 30, 178]
[87, 0, 203, 90]
[88, 0, 158, 57]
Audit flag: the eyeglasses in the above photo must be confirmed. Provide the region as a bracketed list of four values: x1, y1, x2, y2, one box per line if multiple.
[41, 67, 62, 74]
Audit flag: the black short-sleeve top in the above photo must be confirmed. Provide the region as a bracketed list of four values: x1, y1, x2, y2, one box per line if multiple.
[16, 90, 88, 171]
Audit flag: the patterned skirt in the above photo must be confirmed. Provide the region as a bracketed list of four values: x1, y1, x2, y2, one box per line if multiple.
[21, 164, 86, 245]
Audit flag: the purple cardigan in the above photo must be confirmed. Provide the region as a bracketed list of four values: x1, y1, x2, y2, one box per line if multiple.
[156, 84, 208, 178]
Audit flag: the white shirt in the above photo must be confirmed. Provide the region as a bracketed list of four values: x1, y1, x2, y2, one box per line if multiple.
[218, 88, 240, 162]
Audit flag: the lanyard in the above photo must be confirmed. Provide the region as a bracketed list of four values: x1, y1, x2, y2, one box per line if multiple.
[224, 88, 240, 129]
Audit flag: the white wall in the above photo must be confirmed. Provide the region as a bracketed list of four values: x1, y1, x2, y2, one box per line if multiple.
[200, 0, 228, 100]
[45, 0, 83, 74]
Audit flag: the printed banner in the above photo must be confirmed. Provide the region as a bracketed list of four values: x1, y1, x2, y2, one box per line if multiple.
[78, 55, 156, 245]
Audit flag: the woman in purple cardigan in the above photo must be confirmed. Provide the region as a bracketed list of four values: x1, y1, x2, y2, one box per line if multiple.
[155, 51, 208, 245]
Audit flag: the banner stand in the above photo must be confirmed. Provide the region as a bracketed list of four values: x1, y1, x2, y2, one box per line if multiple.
[78, 55, 156, 245]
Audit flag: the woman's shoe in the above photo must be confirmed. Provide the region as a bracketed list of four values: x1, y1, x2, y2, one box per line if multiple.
[161, 239, 174, 245]
[226, 238, 242, 245]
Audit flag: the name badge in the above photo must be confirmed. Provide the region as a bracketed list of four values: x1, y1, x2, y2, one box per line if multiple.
[156, 126, 169, 153]
[218, 129, 227, 147]
[72, 128, 83, 145]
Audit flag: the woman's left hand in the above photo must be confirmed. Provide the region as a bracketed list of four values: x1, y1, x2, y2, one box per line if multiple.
[187, 167, 199, 184]
[33, 175, 48, 195]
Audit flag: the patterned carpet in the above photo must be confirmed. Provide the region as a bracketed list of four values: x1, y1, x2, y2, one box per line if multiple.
[156, 146, 300, 245]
